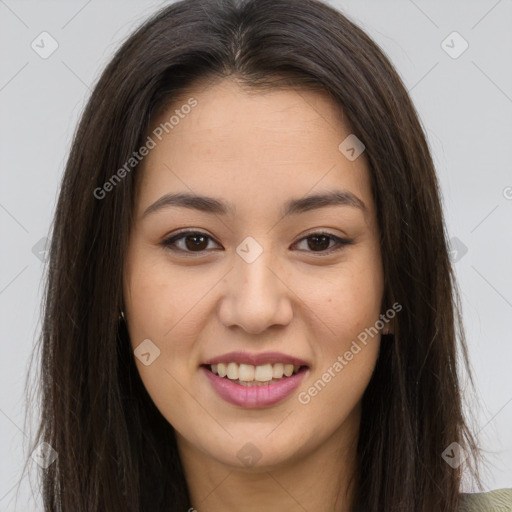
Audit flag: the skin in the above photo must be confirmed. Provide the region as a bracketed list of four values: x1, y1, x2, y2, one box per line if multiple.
[123, 78, 390, 511]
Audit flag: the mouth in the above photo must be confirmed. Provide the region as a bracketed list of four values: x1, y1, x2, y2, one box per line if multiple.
[200, 352, 310, 407]
[202, 362, 308, 386]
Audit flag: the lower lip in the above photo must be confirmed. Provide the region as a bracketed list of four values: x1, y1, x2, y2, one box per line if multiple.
[201, 366, 308, 408]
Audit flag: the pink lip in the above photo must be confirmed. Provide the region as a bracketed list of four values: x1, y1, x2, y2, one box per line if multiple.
[203, 351, 309, 367]
[201, 366, 308, 408]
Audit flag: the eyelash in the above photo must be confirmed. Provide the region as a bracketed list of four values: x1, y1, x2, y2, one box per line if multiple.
[160, 230, 353, 256]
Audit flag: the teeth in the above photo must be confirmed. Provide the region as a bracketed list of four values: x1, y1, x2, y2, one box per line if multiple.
[239, 364, 255, 381]
[217, 363, 227, 377]
[226, 362, 238, 380]
[272, 363, 284, 378]
[209, 362, 303, 382]
[254, 364, 273, 381]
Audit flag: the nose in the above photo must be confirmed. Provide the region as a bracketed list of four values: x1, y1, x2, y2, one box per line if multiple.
[217, 246, 294, 335]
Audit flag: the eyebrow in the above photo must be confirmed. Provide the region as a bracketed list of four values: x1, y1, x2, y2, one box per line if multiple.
[141, 189, 367, 219]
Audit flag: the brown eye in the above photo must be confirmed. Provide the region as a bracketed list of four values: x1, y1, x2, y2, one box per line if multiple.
[183, 233, 208, 251]
[306, 234, 331, 251]
[294, 232, 353, 255]
[161, 231, 220, 253]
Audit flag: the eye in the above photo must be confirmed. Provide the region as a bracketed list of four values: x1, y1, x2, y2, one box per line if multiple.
[160, 230, 353, 255]
[292, 231, 353, 255]
[161, 230, 221, 254]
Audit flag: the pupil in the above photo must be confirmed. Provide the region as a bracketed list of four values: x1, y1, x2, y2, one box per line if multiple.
[186, 235, 207, 251]
[309, 235, 329, 251]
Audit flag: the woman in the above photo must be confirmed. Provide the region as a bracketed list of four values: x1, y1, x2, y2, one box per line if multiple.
[23, 0, 511, 510]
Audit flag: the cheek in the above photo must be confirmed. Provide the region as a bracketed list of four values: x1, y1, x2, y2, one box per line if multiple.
[294, 251, 383, 410]
[123, 250, 216, 393]
[296, 254, 383, 346]
[295, 269, 383, 423]
[123, 254, 206, 429]
[125, 249, 203, 336]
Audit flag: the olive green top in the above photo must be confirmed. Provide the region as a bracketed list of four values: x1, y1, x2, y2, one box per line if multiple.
[459, 488, 512, 511]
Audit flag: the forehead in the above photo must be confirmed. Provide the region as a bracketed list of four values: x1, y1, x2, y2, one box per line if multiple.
[154, 78, 351, 149]
[136, 78, 374, 221]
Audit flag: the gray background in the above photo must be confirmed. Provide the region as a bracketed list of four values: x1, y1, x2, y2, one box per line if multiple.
[1, 0, 511, 509]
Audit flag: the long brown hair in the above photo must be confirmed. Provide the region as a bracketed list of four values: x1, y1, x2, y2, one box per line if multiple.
[22, 0, 482, 509]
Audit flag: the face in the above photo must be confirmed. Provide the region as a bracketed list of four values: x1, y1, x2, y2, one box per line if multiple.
[123, 78, 385, 471]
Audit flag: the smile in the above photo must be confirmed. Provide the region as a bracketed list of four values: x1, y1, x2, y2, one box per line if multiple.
[201, 352, 309, 407]
[208, 362, 304, 385]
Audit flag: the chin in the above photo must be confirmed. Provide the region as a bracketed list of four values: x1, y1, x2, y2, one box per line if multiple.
[194, 426, 311, 471]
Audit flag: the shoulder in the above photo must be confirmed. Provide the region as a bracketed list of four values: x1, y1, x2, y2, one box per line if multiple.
[458, 488, 512, 511]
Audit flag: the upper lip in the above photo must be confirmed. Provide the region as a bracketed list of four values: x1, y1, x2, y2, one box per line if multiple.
[203, 351, 309, 367]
